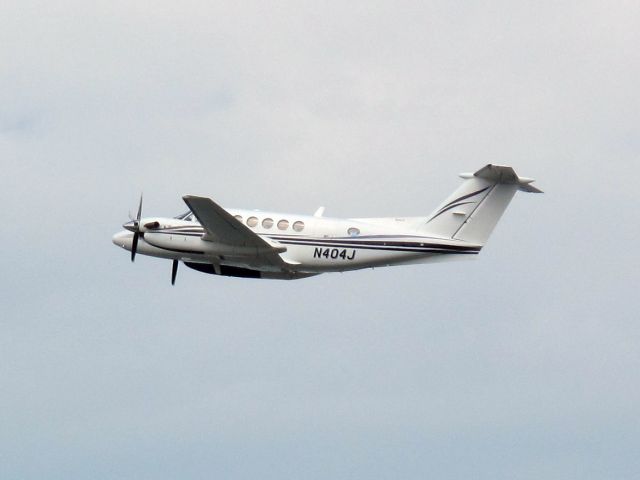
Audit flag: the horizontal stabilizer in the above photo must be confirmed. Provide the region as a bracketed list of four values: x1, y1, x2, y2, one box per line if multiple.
[460, 164, 543, 193]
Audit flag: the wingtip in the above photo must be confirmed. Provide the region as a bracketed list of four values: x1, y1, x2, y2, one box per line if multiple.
[520, 184, 544, 193]
[182, 194, 208, 204]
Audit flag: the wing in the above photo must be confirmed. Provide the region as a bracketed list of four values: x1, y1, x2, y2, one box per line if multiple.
[182, 195, 286, 254]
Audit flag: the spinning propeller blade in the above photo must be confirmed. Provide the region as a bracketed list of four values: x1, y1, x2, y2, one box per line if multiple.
[131, 193, 143, 262]
[171, 259, 178, 285]
[131, 232, 139, 262]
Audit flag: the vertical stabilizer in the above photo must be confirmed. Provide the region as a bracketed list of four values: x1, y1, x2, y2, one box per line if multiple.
[418, 164, 542, 245]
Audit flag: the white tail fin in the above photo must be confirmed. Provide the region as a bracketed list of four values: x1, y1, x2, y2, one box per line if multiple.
[418, 164, 542, 245]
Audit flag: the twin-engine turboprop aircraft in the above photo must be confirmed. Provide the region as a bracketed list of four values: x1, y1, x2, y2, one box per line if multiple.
[112, 164, 541, 283]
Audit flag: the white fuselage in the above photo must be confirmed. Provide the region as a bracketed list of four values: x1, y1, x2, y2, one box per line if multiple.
[112, 165, 540, 280]
[112, 208, 480, 279]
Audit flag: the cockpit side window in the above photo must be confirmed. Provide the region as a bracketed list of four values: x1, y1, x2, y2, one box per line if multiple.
[174, 211, 191, 220]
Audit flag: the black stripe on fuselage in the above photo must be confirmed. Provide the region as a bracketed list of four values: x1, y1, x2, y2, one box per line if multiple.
[278, 240, 479, 254]
[147, 230, 203, 237]
[147, 229, 480, 254]
[269, 236, 480, 252]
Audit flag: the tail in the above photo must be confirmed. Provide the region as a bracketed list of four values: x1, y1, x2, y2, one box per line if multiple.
[417, 164, 542, 245]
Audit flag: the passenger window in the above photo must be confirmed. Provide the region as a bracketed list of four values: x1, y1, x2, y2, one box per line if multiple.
[262, 218, 274, 229]
[247, 216, 258, 227]
[292, 221, 305, 232]
[277, 219, 289, 230]
[234, 215, 243, 223]
[347, 227, 360, 237]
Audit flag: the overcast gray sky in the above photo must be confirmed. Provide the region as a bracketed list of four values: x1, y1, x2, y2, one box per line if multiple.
[1, 1, 639, 479]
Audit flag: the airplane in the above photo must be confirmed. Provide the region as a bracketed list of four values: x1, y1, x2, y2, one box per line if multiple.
[112, 164, 541, 283]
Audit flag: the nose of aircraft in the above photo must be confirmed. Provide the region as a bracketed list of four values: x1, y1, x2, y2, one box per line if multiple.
[112, 230, 133, 249]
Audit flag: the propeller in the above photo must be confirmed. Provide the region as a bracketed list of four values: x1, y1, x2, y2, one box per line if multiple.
[125, 195, 177, 282]
[171, 259, 178, 285]
[131, 194, 143, 262]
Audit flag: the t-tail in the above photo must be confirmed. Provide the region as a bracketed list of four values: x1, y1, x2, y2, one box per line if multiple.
[417, 164, 542, 245]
